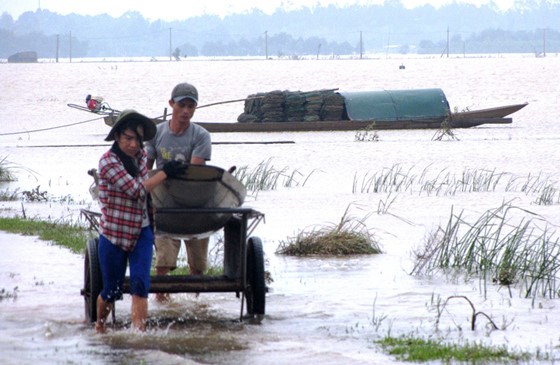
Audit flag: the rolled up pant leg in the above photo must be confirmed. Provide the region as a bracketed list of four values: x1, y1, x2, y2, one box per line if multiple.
[186, 237, 209, 275]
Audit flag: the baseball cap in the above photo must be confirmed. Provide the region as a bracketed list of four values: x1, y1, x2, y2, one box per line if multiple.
[171, 82, 198, 104]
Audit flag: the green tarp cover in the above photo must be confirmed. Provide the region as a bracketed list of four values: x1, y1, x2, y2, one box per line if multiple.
[339, 88, 450, 121]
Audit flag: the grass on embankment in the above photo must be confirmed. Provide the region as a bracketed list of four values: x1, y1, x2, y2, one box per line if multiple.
[0, 217, 90, 255]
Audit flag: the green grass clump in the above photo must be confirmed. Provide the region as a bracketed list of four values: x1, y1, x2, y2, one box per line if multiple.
[0, 217, 89, 254]
[278, 229, 379, 256]
[276, 205, 382, 256]
[376, 335, 530, 362]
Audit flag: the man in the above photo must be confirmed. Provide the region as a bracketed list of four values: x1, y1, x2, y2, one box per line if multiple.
[144, 82, 212, 302]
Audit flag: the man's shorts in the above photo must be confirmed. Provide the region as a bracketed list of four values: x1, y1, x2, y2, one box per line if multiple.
[155, 236, 209, 273]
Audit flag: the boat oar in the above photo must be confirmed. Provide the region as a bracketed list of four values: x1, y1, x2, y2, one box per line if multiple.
[197, 96, 263, 109]
[149, 96, 264, 122]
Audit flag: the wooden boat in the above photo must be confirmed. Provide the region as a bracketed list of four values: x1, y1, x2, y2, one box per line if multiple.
[449, 103, 528, 121]
[98, 102, 526, 133]
[71, 88, 528, 133]
[102, 103, 526, 133]
[199, 104, 526, 132]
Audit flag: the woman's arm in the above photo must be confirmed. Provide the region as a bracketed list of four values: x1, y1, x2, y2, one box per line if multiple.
[143, 170, 167, 192]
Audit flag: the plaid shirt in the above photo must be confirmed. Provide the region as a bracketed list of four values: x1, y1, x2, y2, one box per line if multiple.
[98, 148, 150, 252]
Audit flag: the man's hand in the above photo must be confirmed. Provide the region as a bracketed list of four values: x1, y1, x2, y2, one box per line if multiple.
[163, 160, 188, 178]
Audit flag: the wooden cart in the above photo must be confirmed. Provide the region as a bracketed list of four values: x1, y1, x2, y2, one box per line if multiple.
[81, 206, 265, 323]
[80, 161, 267, 324]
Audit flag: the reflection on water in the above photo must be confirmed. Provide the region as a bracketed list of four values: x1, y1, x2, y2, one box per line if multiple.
[1, 55, 560, 364]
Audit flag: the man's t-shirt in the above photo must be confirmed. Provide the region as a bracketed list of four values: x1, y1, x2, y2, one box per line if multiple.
[145, 121, 211, 167]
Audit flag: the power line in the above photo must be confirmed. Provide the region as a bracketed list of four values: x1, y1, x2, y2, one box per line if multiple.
[0, 116, 103, 136]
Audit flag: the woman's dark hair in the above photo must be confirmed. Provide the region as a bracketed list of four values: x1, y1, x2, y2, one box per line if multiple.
[111, 123, 143, 177]
[115, 120, 145, 144]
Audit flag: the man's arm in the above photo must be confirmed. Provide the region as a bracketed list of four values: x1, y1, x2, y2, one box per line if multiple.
[190, 156, 206, 165]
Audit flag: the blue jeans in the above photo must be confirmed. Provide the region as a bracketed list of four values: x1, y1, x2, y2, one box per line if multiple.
[98, 227, 154, 302]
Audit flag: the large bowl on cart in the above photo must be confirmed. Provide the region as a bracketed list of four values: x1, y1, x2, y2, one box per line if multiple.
[149, 164, 247, 235]
[80, 164, 266, 324]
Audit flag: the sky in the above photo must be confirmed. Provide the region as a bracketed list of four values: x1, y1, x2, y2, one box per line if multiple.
[0, 0, 516, 21]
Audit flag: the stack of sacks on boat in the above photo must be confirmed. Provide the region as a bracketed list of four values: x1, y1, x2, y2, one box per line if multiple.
[237, 94, 264, 123]
[260, 90, 285, 123]
[320, 92, 345, 121]
[284, 91, 306, 122]
[237, 89, 346, 123]
[302, 91, 323, 122]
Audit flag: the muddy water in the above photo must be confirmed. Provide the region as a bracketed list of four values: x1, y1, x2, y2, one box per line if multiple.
[1, 55, 560, 364]
[0, 230, 395, 364]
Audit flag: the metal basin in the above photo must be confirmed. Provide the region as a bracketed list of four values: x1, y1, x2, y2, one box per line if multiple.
[149, 165, 246, 236]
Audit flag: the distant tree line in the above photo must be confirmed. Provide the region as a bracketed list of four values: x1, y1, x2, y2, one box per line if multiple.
[193, 32, 356, 58]
[418, 28, 558, 55]
[0, 1, 559, 59]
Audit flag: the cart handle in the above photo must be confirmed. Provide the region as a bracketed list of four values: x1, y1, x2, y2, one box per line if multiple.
[156, 207, 258, 214]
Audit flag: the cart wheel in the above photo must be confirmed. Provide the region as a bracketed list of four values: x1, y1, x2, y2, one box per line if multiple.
[84, 238, 102, 323]
[245, 236, 266, 320]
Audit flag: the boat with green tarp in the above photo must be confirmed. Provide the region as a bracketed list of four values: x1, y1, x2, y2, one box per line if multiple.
[70, 88, 527, 132]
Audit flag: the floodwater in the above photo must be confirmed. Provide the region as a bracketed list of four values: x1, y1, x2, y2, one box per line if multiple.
[0, 54, 559, 364]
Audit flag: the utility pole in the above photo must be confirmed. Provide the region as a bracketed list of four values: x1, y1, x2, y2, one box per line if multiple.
[169, 28, 172, 61]
[360, 31, 363, 59]
[447, 26, 450, 58]
[56, 34, 59, 63]
[543, 28, 546, 57]
[385, 31, 390, 59]
[265, 31, 268, 59]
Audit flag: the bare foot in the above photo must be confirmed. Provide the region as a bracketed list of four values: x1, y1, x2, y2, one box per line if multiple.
[155, 292, 171, 303]
[95, 322, 106, 334]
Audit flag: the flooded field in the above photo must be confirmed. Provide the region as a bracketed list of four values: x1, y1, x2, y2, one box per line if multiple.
[1, 55, 559, 364]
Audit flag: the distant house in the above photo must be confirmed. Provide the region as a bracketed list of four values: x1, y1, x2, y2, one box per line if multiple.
[8, 51, 38, 63]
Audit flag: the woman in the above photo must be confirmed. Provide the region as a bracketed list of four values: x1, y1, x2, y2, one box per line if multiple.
[95, 109, 186, 333]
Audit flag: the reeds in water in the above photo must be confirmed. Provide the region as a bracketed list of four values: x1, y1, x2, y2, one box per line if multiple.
[234, 158, 315, 194]
[354, 123, 380, 142]
[534, 184, 560, 205]
[352, 164, 416, 194]
[411, 201, 560, 299]
[353, 164, 558, 200]
[0, 156, 16, 182]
